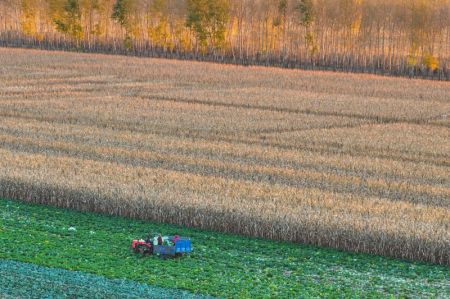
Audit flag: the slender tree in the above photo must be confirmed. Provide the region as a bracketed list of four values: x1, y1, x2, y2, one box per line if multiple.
[296, 0, 316, 56]
[112, 0, 138, 48]
[186, 0, 230, 52]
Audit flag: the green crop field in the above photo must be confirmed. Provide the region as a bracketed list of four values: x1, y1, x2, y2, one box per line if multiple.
[1, 199, 449, 298]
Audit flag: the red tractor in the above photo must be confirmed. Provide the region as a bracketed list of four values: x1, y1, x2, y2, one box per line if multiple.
[131, 234, 154, 255]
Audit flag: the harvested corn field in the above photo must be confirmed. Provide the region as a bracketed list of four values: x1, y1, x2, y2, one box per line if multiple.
[1, 48, 449, 265]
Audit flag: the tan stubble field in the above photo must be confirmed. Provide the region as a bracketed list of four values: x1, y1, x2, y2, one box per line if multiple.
[0, 48, 449, 264]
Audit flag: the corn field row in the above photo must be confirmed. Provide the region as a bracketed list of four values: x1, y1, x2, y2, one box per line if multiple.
[0, 48, 449, 264]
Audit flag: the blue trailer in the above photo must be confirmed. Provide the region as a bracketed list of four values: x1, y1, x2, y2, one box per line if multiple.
[153, 237, 192, 257]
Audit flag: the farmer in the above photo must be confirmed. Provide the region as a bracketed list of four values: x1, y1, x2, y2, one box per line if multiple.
[173, 235, 180, 243]
[157, 234, 163, 245]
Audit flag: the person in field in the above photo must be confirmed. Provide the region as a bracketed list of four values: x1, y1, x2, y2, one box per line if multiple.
[157, 234, 163, 245]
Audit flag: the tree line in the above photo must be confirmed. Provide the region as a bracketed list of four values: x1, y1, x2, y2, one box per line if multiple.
[1, 0, 449, 79]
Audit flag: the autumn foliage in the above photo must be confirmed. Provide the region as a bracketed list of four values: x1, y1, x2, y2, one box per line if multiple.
[0, 0, 449, 78]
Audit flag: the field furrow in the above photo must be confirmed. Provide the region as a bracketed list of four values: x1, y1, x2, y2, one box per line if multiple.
[0, 134, 448, 208]
[1, 118, 447, 189]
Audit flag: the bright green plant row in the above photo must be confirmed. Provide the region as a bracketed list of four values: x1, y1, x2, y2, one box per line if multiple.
[0, 199, 449, 298]
[0, 260, 211, 299]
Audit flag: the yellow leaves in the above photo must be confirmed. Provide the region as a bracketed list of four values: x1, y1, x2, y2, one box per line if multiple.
[20, 0, 40, 38]
[223, 17, 239, 52]
[350, 0, 362, 36]
[423, 54, 439, 71]
[408, 53, 440, 71]
[407, 55, 418, 67]
[350, 16, 361, 36]
[228, 17, 239, 39]
[148, 19, 173, 50]
[20, 15, 37, 37]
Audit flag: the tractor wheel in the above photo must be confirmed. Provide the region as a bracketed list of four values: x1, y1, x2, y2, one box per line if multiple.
[137, 245, 147, 255]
